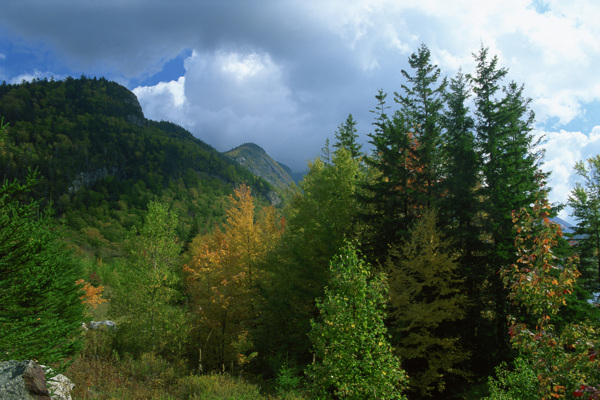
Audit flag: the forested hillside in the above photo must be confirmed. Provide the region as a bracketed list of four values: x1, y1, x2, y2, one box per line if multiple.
[2, 45, 600, 400]
[0, 76, 278, 258]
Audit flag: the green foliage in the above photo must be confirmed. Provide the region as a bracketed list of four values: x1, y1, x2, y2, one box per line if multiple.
[306, 242, 407, 400]
[568, 155, 600, 293]
[0, 77, 274, 259]
[386, 209, 470, 398]
[498, 190, 600, 399]
[110, 201, 189, 359]
[0, 172, 85, 370]
[485, 357, 538, 400]
[333, 114, 363, 159]
[255, 147, 365, 373]
[395, 43, 447, 208]
[276, 364, 303, 398]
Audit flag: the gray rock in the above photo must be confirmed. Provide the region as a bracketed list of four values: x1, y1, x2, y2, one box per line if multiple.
[41, 366, 74, 400]
[88, 320, 117, 330]
[0, 360, 51, 400]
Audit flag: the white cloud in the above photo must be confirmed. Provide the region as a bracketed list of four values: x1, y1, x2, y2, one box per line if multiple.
[0, 53, 5, 60]
[133, 49, 313, 169]
[133, 76, 188, 125]
[539, 127, 600, 220]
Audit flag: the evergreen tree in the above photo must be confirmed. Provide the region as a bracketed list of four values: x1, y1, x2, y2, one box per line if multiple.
[439, 70, 481, 255]
[568, 155, 600, 294]
[469, 45, 543, 374]
[386, 209, 469, 398]
[307, 242, 407, 400]
[0, 173, 85, 371]
[395, 43, 447, 208]
[361, 94, 419, 258]
[471, 45, 542, 266]
[333, 114, 362, 159]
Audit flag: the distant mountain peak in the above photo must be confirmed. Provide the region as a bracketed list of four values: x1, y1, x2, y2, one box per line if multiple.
[228, 143, 266, 154]
[224, 143, 296, 195]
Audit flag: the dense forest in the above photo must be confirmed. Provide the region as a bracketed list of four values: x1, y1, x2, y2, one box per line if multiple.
[2, 44, 600, 399]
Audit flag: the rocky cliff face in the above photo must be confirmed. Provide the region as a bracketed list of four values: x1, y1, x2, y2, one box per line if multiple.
[225, 143, 296, 193]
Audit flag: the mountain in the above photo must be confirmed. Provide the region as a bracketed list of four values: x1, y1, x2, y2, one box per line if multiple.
[0, 77, 285, 258]
[224, 143, 298, 204]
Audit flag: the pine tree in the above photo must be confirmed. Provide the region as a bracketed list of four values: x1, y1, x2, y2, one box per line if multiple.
[386, 209, 469, 398]
[307, 242, 408, 400]
[333, 114, 363, 159]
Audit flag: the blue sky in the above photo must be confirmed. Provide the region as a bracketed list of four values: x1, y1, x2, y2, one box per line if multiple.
[1, 0, 599, 220]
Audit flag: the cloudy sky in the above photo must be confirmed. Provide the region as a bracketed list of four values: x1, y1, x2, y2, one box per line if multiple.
[1, 0, 599, 219]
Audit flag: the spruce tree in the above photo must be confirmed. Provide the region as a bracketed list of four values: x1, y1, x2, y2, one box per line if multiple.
[439, 70, 481, 255]
[395, 43, 447, 208]
[469, 45, 543, 373]
[360, 92, 420, 259]
[333, 114, 363, 159]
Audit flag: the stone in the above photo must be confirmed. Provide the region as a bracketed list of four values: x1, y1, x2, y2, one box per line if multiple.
[0, 360, 51, 400]
[41, 366, 74, 400]
[88, 320, 117, 330]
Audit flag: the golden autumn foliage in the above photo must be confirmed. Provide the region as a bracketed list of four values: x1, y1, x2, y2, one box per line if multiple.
[184, 184, 285, 371]
[76, 279, 107, 310]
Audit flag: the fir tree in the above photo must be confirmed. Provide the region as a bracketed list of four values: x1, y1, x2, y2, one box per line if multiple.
[333, 114, 363, 159]
[395, 43, 447, 208]
[0, 173, 85, 371]
[469, 45, 544, 373]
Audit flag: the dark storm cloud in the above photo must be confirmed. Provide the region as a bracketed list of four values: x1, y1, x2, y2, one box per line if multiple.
[0, 1, 395, 170]
[2, 0, 600, 210]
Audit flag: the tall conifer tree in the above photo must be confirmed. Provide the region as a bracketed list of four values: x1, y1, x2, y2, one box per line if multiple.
[395, 43, 447, 208]
[333, 114, 362, 159]
[469, 45, 543, 373]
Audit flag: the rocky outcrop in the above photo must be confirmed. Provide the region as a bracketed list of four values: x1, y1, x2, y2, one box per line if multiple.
[68, 167, 119, 194]
[0, 360, 50, 400]
[224, 143, 297, 204]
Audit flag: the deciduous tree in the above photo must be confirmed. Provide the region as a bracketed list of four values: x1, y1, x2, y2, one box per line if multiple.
[185, 184, 284, 371]
[110, 201, 187, 358]
[307, 242, 407, 400]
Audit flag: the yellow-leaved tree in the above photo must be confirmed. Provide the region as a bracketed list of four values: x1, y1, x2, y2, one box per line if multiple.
[184, 184, 284, 372]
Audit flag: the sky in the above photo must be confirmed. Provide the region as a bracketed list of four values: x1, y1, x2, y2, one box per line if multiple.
[1, 0, 599, 220]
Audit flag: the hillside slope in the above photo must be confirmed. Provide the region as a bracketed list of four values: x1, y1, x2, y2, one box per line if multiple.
[0, 77, 281, 257]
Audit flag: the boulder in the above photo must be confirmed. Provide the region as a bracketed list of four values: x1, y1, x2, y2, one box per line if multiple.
[42, 367, 74, 400]
[88, 320, 116, 330]
[0, 360, 51, 400]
